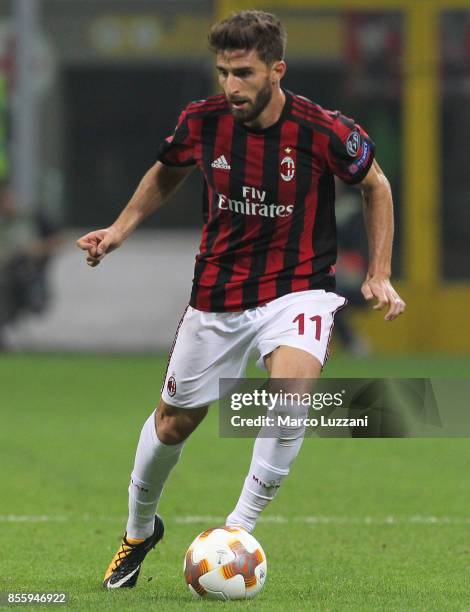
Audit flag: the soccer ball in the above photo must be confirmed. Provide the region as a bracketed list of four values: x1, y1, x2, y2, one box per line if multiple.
[183, 526, 267, 600]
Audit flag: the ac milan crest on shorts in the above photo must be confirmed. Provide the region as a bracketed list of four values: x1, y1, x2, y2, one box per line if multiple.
[161, 290, 346, 409]
[167, 376, 177, 397]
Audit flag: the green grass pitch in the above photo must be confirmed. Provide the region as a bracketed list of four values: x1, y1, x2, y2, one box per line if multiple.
[1, 353, 470, 610]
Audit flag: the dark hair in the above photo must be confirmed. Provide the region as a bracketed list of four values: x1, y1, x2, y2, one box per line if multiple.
[208, 10, 287, 65]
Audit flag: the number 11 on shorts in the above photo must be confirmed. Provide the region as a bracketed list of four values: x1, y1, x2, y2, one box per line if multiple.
[293, 313, 322, 340]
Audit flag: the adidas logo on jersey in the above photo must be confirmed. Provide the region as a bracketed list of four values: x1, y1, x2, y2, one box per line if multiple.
[211, 155, 231, 170]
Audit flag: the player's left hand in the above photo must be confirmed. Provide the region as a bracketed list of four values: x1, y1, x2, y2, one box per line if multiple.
[361, 274, 406, 321]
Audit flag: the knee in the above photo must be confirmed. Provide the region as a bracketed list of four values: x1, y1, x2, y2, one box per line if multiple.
[156, 419, 185, 445]
[271, 400, 308, 423]
[155, 401, 208, 445]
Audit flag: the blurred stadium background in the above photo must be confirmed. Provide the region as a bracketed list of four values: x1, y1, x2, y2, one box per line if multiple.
[2, 3, 470, 608]
[0, 0, 469, 355]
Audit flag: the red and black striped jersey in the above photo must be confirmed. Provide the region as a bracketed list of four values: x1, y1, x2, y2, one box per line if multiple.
[157, 90, 375, 312]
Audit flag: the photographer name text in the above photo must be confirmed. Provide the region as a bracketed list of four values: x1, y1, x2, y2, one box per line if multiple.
[230, 415, 368, 428]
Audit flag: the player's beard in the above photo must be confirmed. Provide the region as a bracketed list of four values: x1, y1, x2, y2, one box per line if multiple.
[228, 80, 273, 125]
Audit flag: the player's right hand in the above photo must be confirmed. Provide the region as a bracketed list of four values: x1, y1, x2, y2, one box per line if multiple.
[76, 227, 123, 267]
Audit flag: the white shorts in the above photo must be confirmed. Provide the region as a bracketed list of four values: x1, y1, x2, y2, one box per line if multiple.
[161, 290, 346, 409]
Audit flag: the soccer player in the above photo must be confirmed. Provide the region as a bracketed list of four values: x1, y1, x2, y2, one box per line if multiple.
[77, 10, 405, 589]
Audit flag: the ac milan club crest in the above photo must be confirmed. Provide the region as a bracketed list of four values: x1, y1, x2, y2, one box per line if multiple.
[167, 376, 177, 397]
[280, 147, 295, 182]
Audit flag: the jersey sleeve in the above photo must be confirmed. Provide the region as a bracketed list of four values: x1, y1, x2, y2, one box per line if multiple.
[157, 107, 197, 167]
[326, 113, 375, 184]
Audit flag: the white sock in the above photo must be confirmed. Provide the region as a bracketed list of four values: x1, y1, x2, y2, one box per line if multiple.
[226, 404, 306, 533]
[126, 411, 183, 539]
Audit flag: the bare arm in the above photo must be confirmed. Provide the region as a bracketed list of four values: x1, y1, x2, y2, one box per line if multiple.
[76, 161, 194, 266]
[356, 160, 406, 321]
